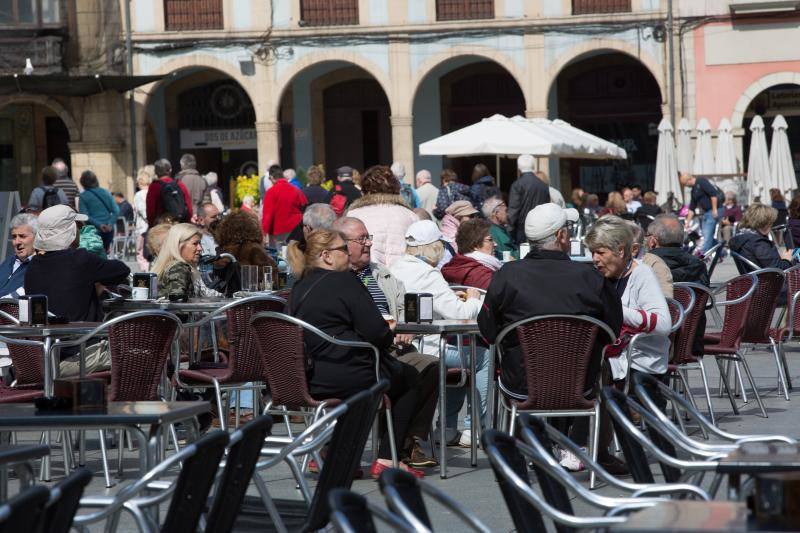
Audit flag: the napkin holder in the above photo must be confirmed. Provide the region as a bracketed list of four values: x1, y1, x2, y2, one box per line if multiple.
[18, 294, 48, 326]
[132, 272, 158, 300]
[404, 293, 433, 323]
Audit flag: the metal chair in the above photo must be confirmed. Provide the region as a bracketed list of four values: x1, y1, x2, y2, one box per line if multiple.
[0, 300, 45, 390]
[173, 295, 286, 430]
[482, 429, 628, 533]
[770, 263, 800, 396]
[378, 468, 491, 533]
[671, 283, 716, 425]
[701, 242, 724, 280]
[729, 250, 761, 274]
[250, 311, 397, 465]
[39, 467, 93, 533]
[74, 430, 230, 533]
[0, 484, 50, 533]
[518, 414, 709, 500]
[702, 273, 765, 417]
[328, 489, 413, 533]
[494, 314, 617, 489]
[111, 216, 135, 260]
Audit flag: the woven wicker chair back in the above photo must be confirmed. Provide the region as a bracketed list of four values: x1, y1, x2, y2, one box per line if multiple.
[515, 316, 599, 411]
[741, 271, 784, 344]
[716, 275, 756, 349]
[0, 301, 43, 386]
[672, 287, 707, 365]
[224, 299, 284, 383]
[108, 314, 178, 401]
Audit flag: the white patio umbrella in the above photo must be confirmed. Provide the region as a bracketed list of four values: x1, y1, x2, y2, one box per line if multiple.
[676, 118, 694, 175]
[747, 115, 771, 204]
[770, 114, 797, 197]
[715, 118, 739, 195]
[692, 118, 715, 176]
[653, 118, 680, 204]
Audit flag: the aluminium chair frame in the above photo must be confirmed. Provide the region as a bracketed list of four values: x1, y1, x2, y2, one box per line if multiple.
[493, 314, 617, 489]
[328, 488, 415, 533]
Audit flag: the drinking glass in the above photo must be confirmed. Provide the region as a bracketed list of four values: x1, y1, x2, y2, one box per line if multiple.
[262, 266, 274, 291]
[240, 265, 259, 292]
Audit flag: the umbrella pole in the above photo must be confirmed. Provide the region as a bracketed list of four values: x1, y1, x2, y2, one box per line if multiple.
[496, 154, 501, 188]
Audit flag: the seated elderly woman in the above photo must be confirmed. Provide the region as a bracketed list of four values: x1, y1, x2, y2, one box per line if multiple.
[390, 220, 489, 447]
[441, 218, 502, 290]
[152, 223, 223, 300]
[214, 209, 278, 268]
[729, 202, 793, 272]
[585, 216, 671, 404]
[286, 229, 425, 478]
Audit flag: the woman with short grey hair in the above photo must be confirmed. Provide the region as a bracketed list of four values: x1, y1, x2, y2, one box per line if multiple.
[585, 216, 671, 392]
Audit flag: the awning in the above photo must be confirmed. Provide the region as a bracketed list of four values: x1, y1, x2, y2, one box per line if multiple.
[0, 74, 165, 96]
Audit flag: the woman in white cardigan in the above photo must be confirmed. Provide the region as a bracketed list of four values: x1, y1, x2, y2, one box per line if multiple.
[390, 220, 488, 446]
[585, 216, 671, 396]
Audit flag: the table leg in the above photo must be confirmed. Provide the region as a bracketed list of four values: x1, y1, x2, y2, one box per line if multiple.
[487, 344, 496, 429]
[129, 426, 150, 474]
[470, 334, 478, 467]
[728, 473, 740, 501]
[0, 466, 7, 501]
[43, 336, 53, 396]
[439, 334, 448, 479]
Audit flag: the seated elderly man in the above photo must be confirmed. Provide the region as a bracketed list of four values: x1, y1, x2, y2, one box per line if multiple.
[478, 203, 624, 473]
[24, 205, 130, 376]
[0, 213, 37, 298]
[286, 203, 336, 245]
[333, 216, 439, 468]
[482, 197, 517, 260]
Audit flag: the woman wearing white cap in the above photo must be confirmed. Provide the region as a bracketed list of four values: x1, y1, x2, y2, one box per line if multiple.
[390, 220, 489, 447]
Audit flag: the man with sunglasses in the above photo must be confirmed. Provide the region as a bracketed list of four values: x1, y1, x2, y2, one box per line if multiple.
[333, 216, 440, 469]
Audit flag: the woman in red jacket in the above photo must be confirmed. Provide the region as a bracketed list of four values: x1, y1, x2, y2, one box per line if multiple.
[441, 218, 502, 290]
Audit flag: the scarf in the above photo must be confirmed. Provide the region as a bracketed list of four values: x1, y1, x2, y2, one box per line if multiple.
[465, 250, 502, 271]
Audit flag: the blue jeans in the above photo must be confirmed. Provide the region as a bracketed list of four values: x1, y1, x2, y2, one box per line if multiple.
[701, 210, 721, 254]
[443, 345, 489, 430]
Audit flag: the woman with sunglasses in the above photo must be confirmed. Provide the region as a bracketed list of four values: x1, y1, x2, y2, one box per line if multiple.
[286, 229, 425, 478]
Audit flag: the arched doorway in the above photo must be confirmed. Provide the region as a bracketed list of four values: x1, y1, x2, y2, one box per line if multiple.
[413, 58, 526, 187]
[0, 103, 71, 201]
[277, 62, 392, 179]
[742, 83, 800, 187]
[145, 69, 257, 204]
[551, 52, 662, 196]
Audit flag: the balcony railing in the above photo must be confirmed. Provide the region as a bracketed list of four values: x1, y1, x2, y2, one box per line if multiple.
[300, 0, 359, 26]
[572, 0, 632, 15]
[436, 0, 495, 21]
[164, 0, 223, 31]
[0, 0, 62, 27]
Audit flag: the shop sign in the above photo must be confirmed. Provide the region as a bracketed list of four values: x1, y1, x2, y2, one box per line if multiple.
[180, 129, 257, 150]
[768, 88, 800, 111]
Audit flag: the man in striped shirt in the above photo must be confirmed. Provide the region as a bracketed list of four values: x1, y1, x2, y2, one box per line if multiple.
[52, 158, 80, 209]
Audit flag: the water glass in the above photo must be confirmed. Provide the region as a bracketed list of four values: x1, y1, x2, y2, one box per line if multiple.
[262, 266, 273, 291]
[240, 265, 259, 292]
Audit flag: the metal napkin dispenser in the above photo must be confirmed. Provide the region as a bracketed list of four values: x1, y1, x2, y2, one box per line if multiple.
[18, 294, 48, 326]
[404, 293, 433, 323]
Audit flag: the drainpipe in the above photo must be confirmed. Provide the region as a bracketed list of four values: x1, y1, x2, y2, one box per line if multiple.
[124, 0, 138, 179]
[667, 0, 675, 126]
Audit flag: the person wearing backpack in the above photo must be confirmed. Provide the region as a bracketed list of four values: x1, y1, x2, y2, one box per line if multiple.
[27, 166, 68, 211]
[329, 165, 362, 216]
[145, 158, 193, 226]
[78, 170, 120, 251]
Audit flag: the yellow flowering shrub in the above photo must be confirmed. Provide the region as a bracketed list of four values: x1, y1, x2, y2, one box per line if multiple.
[234, 174, 260, 206]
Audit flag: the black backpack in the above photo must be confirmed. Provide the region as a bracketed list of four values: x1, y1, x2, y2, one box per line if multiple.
[159, 179, 189, 221]
[39, 187, 61, 209]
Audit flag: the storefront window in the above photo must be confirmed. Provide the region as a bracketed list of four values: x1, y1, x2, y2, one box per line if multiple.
[0, 0, 60, 25]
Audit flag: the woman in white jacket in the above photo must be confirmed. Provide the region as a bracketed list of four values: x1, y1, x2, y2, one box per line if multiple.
[390, 220, 489, 446]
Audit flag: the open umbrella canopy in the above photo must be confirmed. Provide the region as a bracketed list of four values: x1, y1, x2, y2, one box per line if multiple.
[692, 118, 715, 176]
[747, 115, 771, 204]
[676, 118, 694, 175]
[418, 114, 627, 159]
[769, 114, 797, 197]
[654, 118, 680, 204]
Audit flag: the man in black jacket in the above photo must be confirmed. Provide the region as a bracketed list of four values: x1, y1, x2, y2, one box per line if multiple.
[507, 154, 551, 244]
[25, 205, 130, 375]
[478, 203, 624, 472]
[647, 214, 709, 356]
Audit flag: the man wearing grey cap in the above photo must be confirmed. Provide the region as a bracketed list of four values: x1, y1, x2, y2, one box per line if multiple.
[24, 205, 129, 375]
[477, 202, 625, 473]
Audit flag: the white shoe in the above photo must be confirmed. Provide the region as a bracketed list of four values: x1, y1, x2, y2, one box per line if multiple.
[559, 447, 585, 472]
[458, 429, 473, 448]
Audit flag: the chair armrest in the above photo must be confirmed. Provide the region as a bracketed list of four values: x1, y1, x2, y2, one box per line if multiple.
[605, 501, 659, 517]
[631, 484, 710, 501]
[734, 435, 798, 445]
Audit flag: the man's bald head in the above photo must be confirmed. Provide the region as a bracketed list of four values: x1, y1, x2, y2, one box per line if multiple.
[649, 214, 684, 247]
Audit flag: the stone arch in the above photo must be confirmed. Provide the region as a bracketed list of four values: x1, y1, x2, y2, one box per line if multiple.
[137, 53, 258, 114]
[409, 48, 528, 115]
[546, 39, 665, 106]
[0, 94, 80, 141]
[731, 71, 800, 129]
[272, 50, 394, 119]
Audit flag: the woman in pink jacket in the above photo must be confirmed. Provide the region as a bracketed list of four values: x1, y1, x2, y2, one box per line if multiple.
[347, 165, 419, 267]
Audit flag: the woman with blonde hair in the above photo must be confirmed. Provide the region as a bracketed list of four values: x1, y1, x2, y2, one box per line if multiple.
[729, 202, 794, 271]
[152, 223, 222, 300]
[135, 165, 154, 270]
[598, 191, 628, 218]
[286, 229, 426, 478]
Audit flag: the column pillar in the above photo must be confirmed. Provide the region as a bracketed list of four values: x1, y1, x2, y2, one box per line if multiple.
[68, 141, 127, 192]
[391, 115, 414, 183]
[256, 120, 280, 173]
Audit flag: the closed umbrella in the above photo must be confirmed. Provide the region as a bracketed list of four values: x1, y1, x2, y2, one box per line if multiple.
[692, 118, 715, 176]
[747, 115, 770, 204]
[676, 118, 694, 175]
[654, 118, 680, 205]
[715, 118, 739, 195]
[770, 114, 797, 197]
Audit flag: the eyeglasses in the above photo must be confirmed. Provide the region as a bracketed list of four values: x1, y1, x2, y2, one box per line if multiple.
[345, 234, 373, 245]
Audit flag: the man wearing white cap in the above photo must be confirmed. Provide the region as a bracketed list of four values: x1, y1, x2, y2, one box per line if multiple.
[477, 203, 625, 473]
[24, 205, 130, 375]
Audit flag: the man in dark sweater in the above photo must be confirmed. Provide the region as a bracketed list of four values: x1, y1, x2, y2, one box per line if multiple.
[24, 205, 130, 375]
[507, 154, 551, 244]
